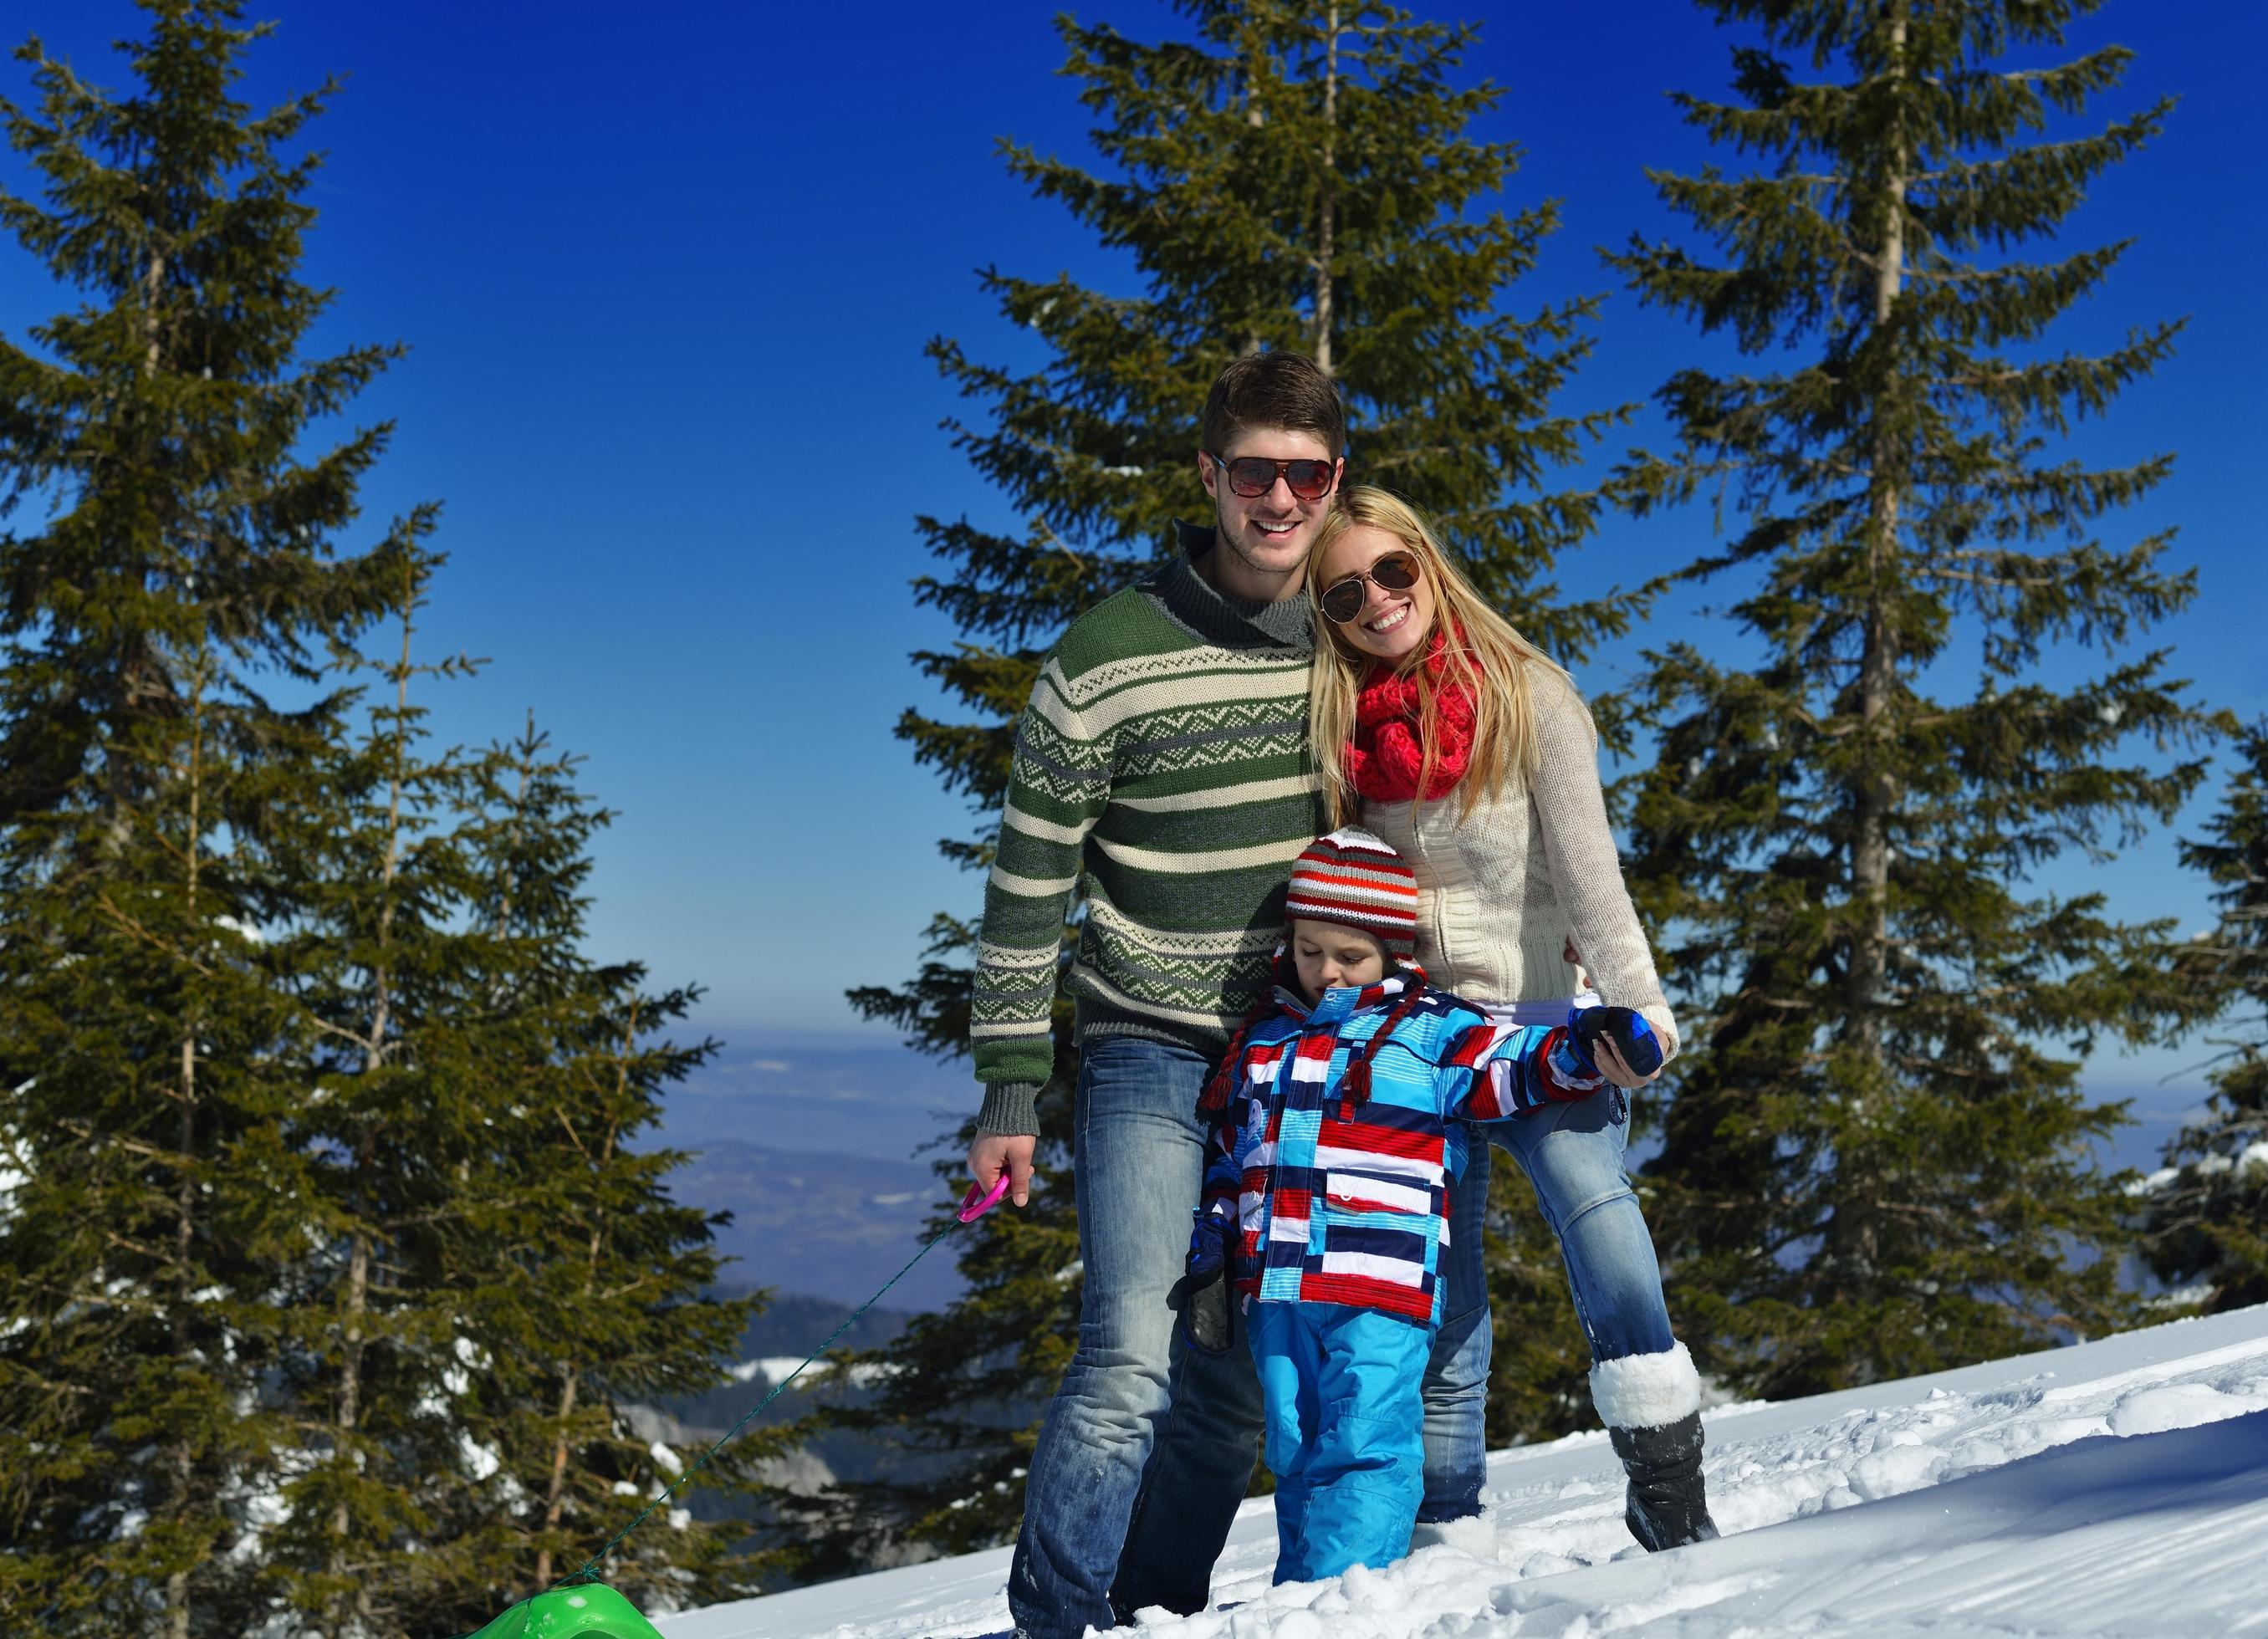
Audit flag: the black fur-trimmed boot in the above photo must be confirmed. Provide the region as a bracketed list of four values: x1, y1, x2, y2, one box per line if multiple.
[1591, 1342, 1720, 1551]
[1608, 1410, 1719, 1550]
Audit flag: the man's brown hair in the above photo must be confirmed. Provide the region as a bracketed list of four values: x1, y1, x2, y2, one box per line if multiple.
[1201, 351, 1346, 461]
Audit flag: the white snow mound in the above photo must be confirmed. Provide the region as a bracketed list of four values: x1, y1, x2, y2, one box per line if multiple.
[662, 1304, 2268, 1639]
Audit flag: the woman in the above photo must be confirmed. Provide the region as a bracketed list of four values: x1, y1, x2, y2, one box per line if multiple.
[1305, 484, 1718, 1552]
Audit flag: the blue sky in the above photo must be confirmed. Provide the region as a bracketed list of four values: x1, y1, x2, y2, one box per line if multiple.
[2, 1, 2260, 1138]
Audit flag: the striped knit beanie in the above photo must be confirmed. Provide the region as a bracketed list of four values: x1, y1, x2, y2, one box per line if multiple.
[1284, 825, 1418, 960]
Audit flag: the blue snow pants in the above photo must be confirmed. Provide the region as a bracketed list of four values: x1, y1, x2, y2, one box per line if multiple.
[1246, 1301, 1435, 1585]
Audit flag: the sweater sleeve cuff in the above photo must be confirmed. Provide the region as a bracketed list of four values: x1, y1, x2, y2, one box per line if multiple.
[976, 1082, 1043, 1139]
[1640, 1003, 1680, 1064]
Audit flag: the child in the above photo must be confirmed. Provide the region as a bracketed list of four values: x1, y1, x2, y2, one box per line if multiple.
[1187, 826, 1658, 1585]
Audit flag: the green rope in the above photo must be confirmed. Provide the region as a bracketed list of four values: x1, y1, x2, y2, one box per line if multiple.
[457, 1209, 971, 1636]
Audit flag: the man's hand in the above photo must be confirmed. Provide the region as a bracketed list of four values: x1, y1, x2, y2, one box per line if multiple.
[967, 1132, 1036, 1208]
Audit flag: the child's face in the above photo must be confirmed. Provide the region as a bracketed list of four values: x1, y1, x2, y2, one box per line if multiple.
[1290, 918, 1388, 998]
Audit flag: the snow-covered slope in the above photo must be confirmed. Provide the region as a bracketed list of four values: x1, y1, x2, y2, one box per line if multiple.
[662, 1305, 2268, 1639]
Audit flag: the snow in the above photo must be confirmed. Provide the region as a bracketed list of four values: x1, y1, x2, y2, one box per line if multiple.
[660, 1303, 2268, 1639]
[406, 1334, 508, 1483]
[2133, 1143, 2268, 1195]
[728, 1356, 896, 1389]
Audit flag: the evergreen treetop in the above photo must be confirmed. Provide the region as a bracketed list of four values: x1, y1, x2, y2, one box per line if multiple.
[0, 2, 401, 809]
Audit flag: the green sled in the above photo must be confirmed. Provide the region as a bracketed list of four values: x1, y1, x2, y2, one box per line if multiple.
[468, 1582, 667, 1639]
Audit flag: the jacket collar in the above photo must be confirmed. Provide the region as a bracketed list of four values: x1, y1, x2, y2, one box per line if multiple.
[1272, 963, 1420, 1028]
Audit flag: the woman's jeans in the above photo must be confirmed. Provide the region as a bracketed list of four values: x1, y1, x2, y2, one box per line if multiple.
[1009, 1031, 1677, 1637]
[1408, 1080, 1678, 1539]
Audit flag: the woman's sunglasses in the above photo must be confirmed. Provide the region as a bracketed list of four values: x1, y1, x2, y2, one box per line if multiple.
[1205, 451, 1338, 503]
[1319, 551, 1423, 624]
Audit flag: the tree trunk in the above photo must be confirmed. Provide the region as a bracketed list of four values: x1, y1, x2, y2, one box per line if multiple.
[163, 662, 204, 1639]
[1242, 43, 1268, 359]
[143, 247, 165, 377]
[531, 1365, 582, 1589]
[1833, 2, 1909, 1287]
[109, 240, 168, 855]
[1312, 8, 1340, 376]
[1847, 3, 1908, 1059]
[327, 570, 415, 1627]
[532, 1147, 616, 1587]
[533, 1012, 633, 1588]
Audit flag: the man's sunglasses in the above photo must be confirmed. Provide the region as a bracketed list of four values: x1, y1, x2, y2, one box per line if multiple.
[1205, 451, 1339, 502]
[1319, 551, 1422, 625]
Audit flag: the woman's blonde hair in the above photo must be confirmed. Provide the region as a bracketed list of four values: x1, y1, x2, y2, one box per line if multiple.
[1307, 486, 1581, 826]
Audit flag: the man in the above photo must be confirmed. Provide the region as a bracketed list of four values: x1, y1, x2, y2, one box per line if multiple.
[964, 350, 1347, 1636]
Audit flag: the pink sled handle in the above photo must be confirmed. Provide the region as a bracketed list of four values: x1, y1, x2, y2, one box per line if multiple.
[957, 1173, 1013, 1223]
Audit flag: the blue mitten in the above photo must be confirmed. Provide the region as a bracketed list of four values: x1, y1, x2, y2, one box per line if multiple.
[1184, 1195, 1238, 1356]
[1571, 1005, 1663, 1080]
[1187, 1195, 1236, 1284]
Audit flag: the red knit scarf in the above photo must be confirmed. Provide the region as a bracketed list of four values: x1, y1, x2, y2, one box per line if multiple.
[1345, 627, 1478, 804]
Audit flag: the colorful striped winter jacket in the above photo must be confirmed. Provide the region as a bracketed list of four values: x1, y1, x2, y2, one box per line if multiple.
[1198, 967, 1604, 1327]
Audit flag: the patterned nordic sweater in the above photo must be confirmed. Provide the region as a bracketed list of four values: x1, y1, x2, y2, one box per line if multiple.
[970, 523, 1328, 1137]
[1198, 968, 1604, 1327]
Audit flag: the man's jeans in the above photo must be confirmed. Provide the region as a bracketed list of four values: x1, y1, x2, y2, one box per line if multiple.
[1013, 1033, 1678, 1635]
[1006, 1034, 1252, 1639]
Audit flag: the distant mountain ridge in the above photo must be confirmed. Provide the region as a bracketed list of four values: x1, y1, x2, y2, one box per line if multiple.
[669, 1139, 968, 1314]
[654, 1038, 973, 1162]
[656, 1050, 2204, 1321]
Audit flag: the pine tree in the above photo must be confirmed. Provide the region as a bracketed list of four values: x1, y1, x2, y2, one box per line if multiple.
[427, 721, 777, 1626]
[259, 663, 779, 1631]
[0, 5, 401, 1631]
[0, 10, 774, 1627]
[822, 0, 1644, 1565]
[0, 611, 351, 1636]
[1610, 0, 2227, 1397]
[2143, 722, 2268, 1312]
[255, 527, 507, 1634]
[257, 564, 774, 1634]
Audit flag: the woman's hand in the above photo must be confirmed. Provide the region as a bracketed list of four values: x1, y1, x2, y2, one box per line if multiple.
[1572, 1006, 1663, 1090]
[1587, 1035, 1661, 1090]
[968, 1132, 1036, 1208]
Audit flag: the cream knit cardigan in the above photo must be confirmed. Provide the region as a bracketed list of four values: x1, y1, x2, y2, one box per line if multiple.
[1361, 663, 1680, 1059]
